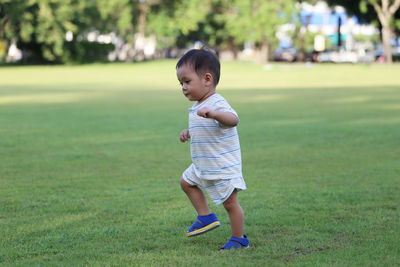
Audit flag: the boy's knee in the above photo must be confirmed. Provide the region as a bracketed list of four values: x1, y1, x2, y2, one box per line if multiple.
[223, 197, 236, 210]
[180, 177, 191, 191]
[223, 190, 239, 211]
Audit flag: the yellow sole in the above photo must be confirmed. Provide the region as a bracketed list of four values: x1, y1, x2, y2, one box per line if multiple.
[186, 221, 221, 237]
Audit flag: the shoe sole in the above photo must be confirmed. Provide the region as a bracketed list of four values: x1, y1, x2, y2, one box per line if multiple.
[219, 245, 250, 251]
[186, 221, 221, 237]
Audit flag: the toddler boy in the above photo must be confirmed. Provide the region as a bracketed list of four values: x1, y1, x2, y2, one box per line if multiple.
[177, 48, 249, 250]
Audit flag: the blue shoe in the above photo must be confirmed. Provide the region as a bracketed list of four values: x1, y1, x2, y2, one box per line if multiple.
[219, 235, 249, 250]
[186, 213, 220, 237]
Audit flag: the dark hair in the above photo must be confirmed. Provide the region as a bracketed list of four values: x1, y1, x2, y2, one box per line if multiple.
[176, 48, 220, 86]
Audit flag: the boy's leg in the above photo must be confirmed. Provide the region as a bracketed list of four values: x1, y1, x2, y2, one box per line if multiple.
[180, 177, 210, 216]
[223, 189, 244, 238]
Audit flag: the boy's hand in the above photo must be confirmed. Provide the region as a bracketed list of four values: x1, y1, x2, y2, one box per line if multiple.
[198, 107, 239, 127]
[197, 107, 215, 119]
[180, 129, 190, 142]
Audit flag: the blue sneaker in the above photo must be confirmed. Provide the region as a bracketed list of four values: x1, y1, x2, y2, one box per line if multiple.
[219, 235, 250, 250]
[186, 213, 220, 237]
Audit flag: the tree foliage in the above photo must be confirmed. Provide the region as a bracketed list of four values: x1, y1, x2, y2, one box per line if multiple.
[224, 0, 292, 44]
[0, 0, 137, 62]
[1, 0, 88, 62]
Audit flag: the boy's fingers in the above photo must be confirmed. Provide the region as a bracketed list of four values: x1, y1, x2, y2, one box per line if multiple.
[197, 108, 212, 118]
[180, 132, 189, 142]
[180, 130, 190, 141]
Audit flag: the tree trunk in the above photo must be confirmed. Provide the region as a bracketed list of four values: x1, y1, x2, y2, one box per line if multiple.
[371, 0, 400, 63]
[297, 14, 311, 62]
[261, 42, 269, 63]
[0, 16, 9, 61]
[226, 37, 238, 60]
[382, 25, 393, 63]
[0, 35, 10, 61]
[255, 40, 269, 64]
[138, 2, 148, 37]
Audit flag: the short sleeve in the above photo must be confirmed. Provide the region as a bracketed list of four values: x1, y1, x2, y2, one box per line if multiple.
[211, 97, 239, 128]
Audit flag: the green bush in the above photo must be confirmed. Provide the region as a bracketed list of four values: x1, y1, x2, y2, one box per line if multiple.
[62, 41, 115, 64]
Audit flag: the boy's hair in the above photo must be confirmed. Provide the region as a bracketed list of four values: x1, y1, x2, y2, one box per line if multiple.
[176, 48, 220, 86]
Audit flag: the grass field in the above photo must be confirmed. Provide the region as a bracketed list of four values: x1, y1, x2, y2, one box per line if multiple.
[1, 61, 399, 266]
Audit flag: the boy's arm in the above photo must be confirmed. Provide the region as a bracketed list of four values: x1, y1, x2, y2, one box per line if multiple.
[197, 107, 238, 127]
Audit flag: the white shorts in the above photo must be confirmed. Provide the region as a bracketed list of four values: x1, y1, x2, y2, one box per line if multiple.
[182, 164, 246, 205]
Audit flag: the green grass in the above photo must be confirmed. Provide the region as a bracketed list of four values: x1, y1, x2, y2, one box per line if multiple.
[1, 61, 399, 266]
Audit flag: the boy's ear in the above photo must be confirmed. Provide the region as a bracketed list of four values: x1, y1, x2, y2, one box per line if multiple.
[203, 72, 214, 86]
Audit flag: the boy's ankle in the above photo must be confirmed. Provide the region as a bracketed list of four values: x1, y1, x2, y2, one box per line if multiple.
[198, 213, 212, 217]
[197, 213, 219, 225]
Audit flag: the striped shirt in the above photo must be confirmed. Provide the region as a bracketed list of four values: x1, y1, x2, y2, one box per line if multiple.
[189, 93, 242, 180]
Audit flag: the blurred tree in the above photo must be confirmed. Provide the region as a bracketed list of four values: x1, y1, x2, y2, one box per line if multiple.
[0, 0, 36, 61]
[224, 0, 296, 62]
[149, 0, 298, 61]
[0, 0, 136, 63]
[327, 0, 400, 63]
[147, 0, 214, 49]
[293, 0, 319, 61]
[147, 0, 181, 49]
[0, 0, 88, 62]
[173, 0, 212, 36]
[92, 0, 134, 38]
[165, 0, 231, 50]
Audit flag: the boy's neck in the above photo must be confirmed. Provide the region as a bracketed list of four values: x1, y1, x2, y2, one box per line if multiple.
[198, 89, 216, 104]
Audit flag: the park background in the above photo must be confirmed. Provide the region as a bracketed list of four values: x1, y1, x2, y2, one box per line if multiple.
[1, 0, 400, 266]
[1, 0, 400, 64]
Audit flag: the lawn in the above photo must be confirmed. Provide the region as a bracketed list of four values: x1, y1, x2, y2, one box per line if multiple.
[0, 61, 399, 266]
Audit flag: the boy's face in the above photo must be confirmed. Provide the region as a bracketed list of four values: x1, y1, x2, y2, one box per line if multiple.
[177, 64, 214, 103]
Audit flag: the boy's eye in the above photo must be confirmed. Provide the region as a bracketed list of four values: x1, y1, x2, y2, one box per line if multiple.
[178, 80, 190, 86]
